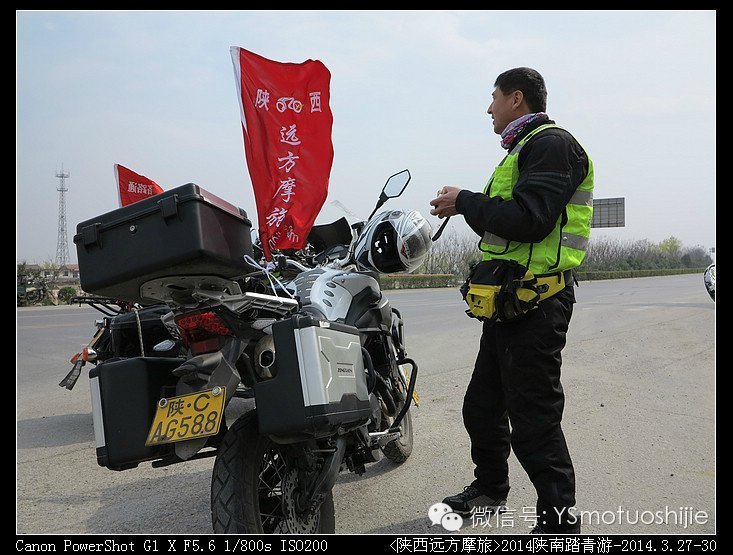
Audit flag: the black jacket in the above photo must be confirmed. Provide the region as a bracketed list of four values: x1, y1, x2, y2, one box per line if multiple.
[455, 115, 590, 244]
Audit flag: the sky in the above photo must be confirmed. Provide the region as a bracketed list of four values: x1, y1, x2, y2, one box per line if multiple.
[16, 10, 716, 265]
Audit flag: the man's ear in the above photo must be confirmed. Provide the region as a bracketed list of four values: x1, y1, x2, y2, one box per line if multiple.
[511, 90, 524, 110]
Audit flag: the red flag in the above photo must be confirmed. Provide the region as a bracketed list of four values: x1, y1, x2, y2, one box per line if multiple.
[230, 47, 334, 259]
[115, 164, 164, 207]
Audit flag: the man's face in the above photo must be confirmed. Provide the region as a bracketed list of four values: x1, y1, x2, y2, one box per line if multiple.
[487, 86, 518, 135]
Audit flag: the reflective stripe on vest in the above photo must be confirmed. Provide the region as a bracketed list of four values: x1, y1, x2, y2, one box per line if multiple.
[479, 123, 594, 274]
[569, 189, 593, 207]
[482, 231, 509, 249]
[561, 231, 589, 251]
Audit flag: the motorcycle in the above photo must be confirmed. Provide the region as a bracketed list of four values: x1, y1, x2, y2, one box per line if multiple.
[703, 263, 715, 301]
[68, 169, 432, 534]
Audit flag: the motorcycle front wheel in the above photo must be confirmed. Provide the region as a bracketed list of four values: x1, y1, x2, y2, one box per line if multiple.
[210, 411, 335, 534]
[381, 406, 413, 463]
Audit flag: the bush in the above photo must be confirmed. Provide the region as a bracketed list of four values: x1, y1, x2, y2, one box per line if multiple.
[384, 231, 713, 288]
[382, 274, 460, 290]
[58, 286, 78, 304]
[575, 267, 706, 281]
[415, 228, 481, 278]
[580, 236, 712, 272]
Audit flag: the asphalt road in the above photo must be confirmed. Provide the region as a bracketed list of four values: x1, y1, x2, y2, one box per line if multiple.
[16, 274, 715, 535]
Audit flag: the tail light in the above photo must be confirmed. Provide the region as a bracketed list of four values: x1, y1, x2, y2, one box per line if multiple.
[174, 310, 232, 354]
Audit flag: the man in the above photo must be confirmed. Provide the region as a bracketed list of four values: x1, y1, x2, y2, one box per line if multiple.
[429, 67, 593, 534]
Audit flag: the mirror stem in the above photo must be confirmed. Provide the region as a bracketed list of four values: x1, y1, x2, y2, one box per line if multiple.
[432, 216, 450, 241]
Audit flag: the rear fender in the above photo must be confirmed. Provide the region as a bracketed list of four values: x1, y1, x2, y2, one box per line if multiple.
[173, 338, 245, 460]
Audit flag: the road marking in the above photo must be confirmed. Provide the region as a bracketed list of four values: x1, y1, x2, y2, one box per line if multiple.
[18, 313, 95, 319]
[18, 323, 90, 330]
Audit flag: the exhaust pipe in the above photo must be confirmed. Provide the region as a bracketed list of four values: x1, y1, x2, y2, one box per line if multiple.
[254, 335, 276, 380]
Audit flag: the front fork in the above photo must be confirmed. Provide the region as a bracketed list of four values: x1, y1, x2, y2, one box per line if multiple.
[362, 334, 419, 456]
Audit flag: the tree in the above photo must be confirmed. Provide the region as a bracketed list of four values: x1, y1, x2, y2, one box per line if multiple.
[658, 236, 682, 264]
[58, 286, 78, 304]
[680, 245, 712, 268]
[579, 236, 710, 273]
[417, 228, 480, 277]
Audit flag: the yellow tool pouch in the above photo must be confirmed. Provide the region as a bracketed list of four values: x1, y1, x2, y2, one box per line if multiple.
[460, 260, 569, 323]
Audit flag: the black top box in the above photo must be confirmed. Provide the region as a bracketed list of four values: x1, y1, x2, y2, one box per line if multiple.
[74, 183, 253, 305]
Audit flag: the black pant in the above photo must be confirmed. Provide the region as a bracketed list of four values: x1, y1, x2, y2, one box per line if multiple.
[462, 292, 576, 529]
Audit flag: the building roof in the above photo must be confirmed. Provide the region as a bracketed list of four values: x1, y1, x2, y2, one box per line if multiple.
[19, 263, 79, 272]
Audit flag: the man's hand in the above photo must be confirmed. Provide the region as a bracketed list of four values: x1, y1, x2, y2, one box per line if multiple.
[429, 186, 462, 218]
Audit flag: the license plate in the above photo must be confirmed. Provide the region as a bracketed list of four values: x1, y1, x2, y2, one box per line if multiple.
[145, 387, 226, 446]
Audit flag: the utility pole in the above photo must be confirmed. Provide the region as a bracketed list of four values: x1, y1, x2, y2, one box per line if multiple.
[55, 166, 70, 267]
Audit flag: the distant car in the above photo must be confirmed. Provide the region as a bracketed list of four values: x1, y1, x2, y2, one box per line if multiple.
[703, 264, 715, 301]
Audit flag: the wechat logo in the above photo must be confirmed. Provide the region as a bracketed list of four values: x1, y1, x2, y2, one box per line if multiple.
[428, 502, 464, 531]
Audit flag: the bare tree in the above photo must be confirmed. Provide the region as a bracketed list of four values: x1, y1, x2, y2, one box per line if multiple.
[420, 233, 712, 276]
[582, 236, 711, 272]
[418, 228, 481, 276]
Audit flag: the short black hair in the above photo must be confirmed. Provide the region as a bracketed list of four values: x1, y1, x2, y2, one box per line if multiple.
[494, 67, 547, 113]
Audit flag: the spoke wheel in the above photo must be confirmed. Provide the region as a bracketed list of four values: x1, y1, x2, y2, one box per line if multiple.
[211, 411, 335, 534]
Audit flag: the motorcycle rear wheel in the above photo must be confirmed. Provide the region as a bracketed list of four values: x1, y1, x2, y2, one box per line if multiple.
[210, 411, 335, 534]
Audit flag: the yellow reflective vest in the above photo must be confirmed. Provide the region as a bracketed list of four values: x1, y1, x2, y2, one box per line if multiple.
[480, 124, 594, 275]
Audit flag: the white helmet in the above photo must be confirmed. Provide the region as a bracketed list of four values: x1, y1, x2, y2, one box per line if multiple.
[354, 209, 432, 273]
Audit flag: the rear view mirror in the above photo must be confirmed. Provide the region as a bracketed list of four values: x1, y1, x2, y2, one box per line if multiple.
[368, 169, 411, 221]
[382, 169, 411, 198]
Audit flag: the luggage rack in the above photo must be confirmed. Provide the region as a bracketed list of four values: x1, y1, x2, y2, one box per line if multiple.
[194, 289, 299, 317]
[69, 295, 140, 317]
[141, 275, 298, 316]
[140, 275, 243, 305]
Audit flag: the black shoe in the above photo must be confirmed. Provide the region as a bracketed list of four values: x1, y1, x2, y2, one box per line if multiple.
[530, 524, 546, 534]
[530, 523, 581, 534]
[442, 485, 506, 516]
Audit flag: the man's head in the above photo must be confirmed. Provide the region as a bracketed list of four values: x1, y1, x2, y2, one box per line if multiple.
[488, 67, 547, 134]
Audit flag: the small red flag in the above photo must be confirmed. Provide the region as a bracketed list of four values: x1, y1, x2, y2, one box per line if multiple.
[230, 47, 334, 259]
[115, 164, 164, 207]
